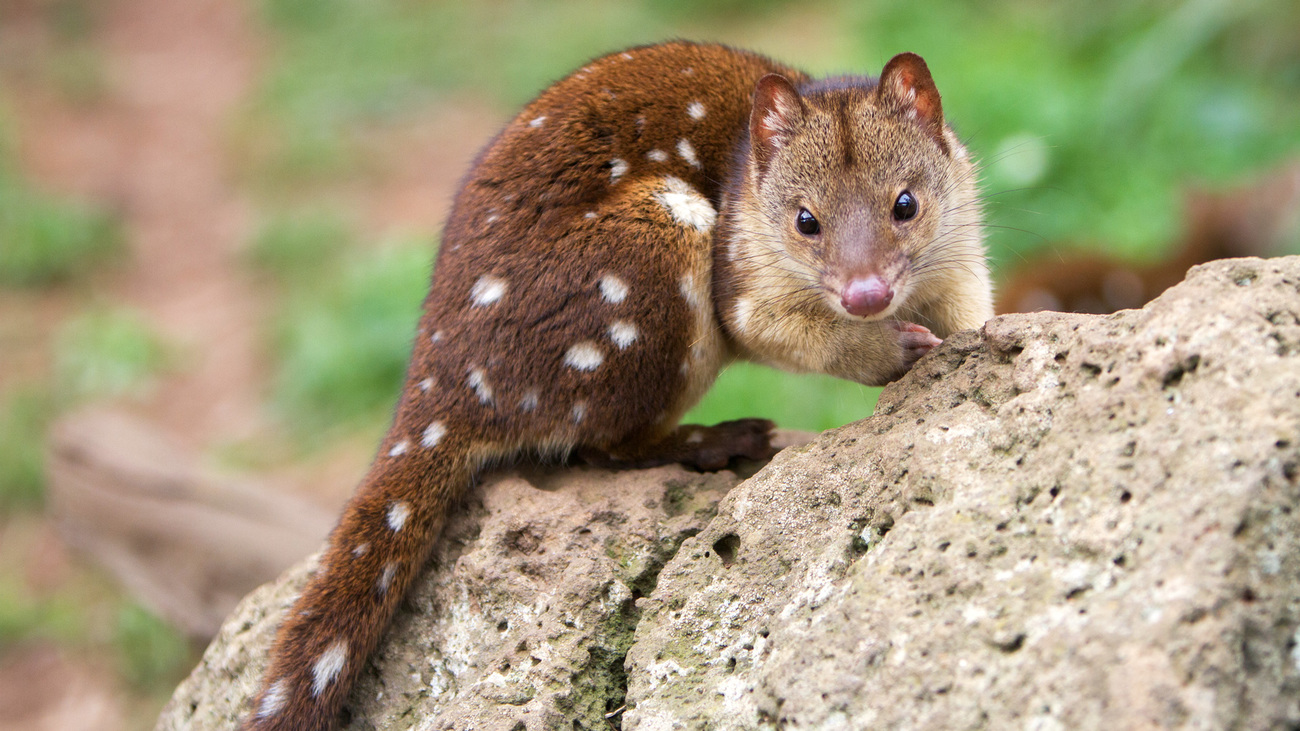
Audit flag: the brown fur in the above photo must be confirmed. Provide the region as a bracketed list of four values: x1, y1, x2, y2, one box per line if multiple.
[244, 41, 992, 730]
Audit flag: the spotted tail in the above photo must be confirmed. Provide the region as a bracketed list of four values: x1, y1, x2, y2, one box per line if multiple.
[244, 430, 472, 730]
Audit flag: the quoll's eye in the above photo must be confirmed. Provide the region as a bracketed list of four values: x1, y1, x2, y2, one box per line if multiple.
[892, 191, 919, 221]
[796, 208, 821, 236]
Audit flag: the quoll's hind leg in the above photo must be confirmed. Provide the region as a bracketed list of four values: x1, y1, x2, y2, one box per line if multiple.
[582, 418, 777, 471]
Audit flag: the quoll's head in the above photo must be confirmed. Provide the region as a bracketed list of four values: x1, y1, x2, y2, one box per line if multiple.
[747, 52, 978, 321]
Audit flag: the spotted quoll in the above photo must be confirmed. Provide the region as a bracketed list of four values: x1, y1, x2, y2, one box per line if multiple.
[245, 40, 992, 730]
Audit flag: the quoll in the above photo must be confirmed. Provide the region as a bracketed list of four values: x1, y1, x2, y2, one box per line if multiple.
[245, 40, 992, 730]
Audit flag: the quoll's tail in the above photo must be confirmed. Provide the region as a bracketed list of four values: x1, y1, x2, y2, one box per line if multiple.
[244, 431, 472, 731]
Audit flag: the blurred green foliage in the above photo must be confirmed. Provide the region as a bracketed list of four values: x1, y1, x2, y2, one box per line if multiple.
[0, 389, 54, 511]
[0, 176, 122, 286]
[0, 0, 193, 710]
[54, 309, 171, 401]
[0, 567, 191, 697]
[0, 310, 169, 512]
[0, 105, 121, 285]
[690, 363, 882, 432]
[113, 604, 192, 691]
[245, 209, 352, 282]
[248, 213, 429, 442]
[0, 574, 87, 646]
[242, 0, 1300, 434]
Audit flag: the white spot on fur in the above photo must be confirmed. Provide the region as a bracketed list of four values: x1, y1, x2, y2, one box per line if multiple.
[388, 440, 409, 457]
[422, 421, 446, 448]
[418, 377, 434, 392]
[529, 115, 546, 128]
[687, 101, 706, 120]
[485, 212, 499, 225]
[621, 52, 633, 60]
[387, 501, 411, 532]
[520, 390, 540, 412]
[655, 176, 716, 231]
[564, 342, 604, 371]
[352, 542, 369, 558]
[471, 275, 507, 307]
[599, 275, 628, 304]
[680, 359, 691, 375]
[609, 158, 629, 183]
[584, 211, 597, 219]
[677, 138, 700, 168]
[681, 67, 694, 75]
[732, 297, 754, 335]
[468, 367, 494, 403]
[686, 430, 704, 444]
[311, 640, 348, 697]
[679, 272, 706, 310]
[609, 321, 638, 349]
[572, 402, 588, 423]
[257, 679, 290, 719]
[431, 330, 444, 344]
[646, 149, 668, 163]
[377, 562, 398, 596]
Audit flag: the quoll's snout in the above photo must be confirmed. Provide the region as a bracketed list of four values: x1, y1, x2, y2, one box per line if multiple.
[841, 274, 894, 317]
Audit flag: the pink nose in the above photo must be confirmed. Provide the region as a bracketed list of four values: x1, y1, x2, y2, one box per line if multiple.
[841, 275, 893, 317]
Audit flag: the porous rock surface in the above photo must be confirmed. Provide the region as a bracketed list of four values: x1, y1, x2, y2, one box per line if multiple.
[156, 460, 748, 731]
[159, 257, 1300, 730]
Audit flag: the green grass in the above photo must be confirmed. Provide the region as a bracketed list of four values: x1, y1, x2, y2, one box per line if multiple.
[0, 388, 56, 511]
[0, 311, 171, 512]
[686, 363, 882, 432]
[245, 209, 352, 283]
[113, 604, 192, 691]
[0, 575, 89, 646]
[0, 102, 122, 286]
[0, 178, 123, 286]
[54, 308, 171, 401]
[0, 569, 192, 697]
[242, 0, 1300, 436]
[258, 229, 431, 444]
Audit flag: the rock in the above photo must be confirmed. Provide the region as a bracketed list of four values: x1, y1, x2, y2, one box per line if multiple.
[627, 257, 1300, 730]
[158, 257, 1300, 730]
[155, 461, 751, 730]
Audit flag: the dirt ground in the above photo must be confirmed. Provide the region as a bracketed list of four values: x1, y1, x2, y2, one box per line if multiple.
[0, 0, 500, 726]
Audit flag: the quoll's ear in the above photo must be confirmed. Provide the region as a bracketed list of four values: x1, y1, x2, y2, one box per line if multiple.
[878, 52, 947, 152]
[750, 73, 805, 176]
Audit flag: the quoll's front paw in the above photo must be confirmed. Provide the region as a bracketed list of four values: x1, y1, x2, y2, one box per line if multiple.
[892, 320, 942, 372]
